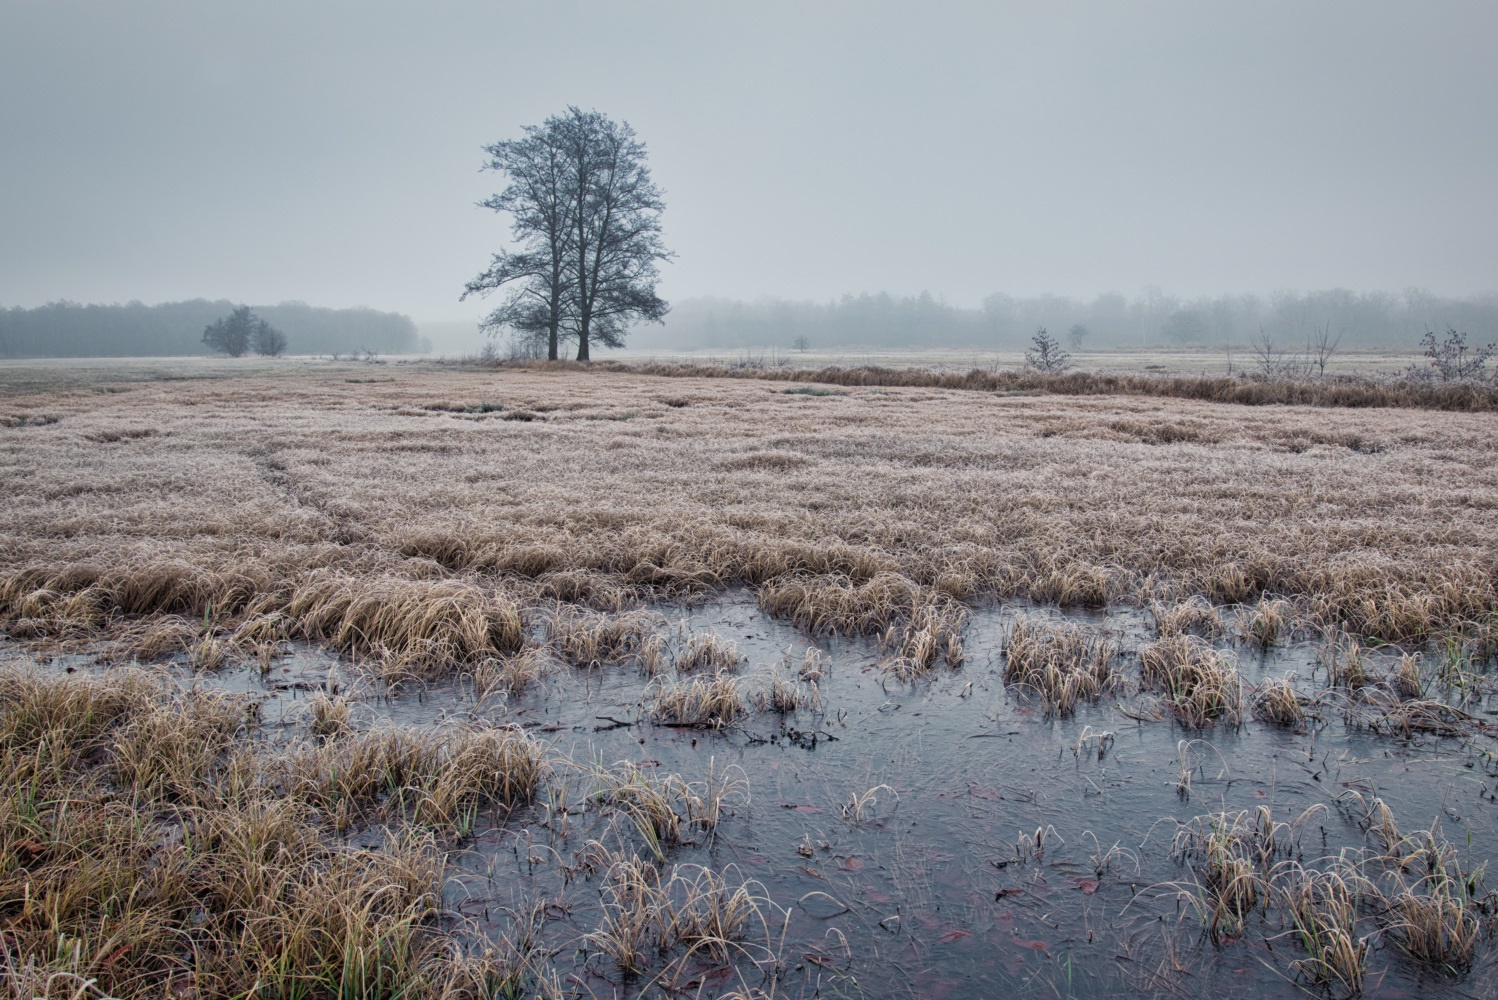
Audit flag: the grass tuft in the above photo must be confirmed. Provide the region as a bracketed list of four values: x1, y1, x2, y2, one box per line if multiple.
[646, 672, 743, 728]
[1139, 635, 1245, 728]
[1001, 615, 1120, 717]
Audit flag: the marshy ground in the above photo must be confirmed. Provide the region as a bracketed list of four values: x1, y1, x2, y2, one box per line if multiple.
[2, 358, 1496, 998]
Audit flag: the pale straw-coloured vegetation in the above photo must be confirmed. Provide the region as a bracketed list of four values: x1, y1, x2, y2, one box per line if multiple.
[3, 362, 1498, 998]
[1001, 614, 1121, 717]
[2, 367, 1494, 660]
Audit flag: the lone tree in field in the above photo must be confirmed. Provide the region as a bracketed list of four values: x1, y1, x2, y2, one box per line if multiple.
[463, 107, 671, 360]
[1024, 327, 1072, 373]
[203, 306, 285, 358]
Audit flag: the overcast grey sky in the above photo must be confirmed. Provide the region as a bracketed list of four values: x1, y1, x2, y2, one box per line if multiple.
[2, 1, 1495, 322]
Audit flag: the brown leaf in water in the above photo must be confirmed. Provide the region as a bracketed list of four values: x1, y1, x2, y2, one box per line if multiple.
[938, 928, 973, 943]
[1076, 879, 1100, 895]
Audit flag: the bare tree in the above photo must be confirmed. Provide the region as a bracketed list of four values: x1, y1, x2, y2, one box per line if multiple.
[1410, 327, 1496, 383]
[1307, 321, 1343, 377]
[464, 107, 671, 362]
[1250, 329, 1310, 379]
[463, 126, 577, 360]
[554, 109, 671, 360]
[1024, 327, 1072, 372]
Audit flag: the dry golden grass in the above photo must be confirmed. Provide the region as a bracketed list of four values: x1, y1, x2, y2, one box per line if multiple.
[1236, 597, 1295, 648]
[1276, 865, 1369, 995]
[580, 843, 774, 978]
[1002, 615, 1120, 717]
[476, 356, 1498, 411]
[0, 665, 525, 1000]
[0, 660, 780, 1000]
[307, 690, 352, 737]
[1, 365, 1495, 656]
[1390, 653, 1425, 700]
[290, 573, 524, 668]
[5, 360, 1498, 997]
[752, 667, 824, 715]
[275, 724, 546, 830]
[548, 606, 662, 669]
[471, 646, 553, 699]
[1384, 876, 1484, 972]
[646, 672, 744, 728]
[1140, 635, 1245, 728]
[671, 630, 745, 673]
[1249, 675, 1307, 727]
[1159, 793, 1489, 995]
[1150, 596, 1224, 639]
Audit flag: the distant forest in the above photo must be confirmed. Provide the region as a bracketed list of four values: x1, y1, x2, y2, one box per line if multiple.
[630, 288, 1498, 352]
[0, 300, 423, 358]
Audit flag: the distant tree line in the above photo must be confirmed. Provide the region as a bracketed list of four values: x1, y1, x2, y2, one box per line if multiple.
[628, 288, 1498, 352]
[0, 299, 421, 358]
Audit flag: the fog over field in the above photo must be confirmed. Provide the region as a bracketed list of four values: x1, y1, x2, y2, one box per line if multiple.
[6, 7, 1498, 1000]
[3, 2, 1496, 351]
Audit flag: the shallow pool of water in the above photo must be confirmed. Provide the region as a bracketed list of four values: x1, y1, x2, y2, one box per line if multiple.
[19, 593, 1498, 998]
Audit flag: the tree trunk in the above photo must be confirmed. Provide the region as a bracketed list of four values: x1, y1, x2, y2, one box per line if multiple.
[576, 323, 589, 361]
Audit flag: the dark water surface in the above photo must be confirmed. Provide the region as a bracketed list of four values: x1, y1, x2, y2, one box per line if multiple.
[23, 593, 1498, 999]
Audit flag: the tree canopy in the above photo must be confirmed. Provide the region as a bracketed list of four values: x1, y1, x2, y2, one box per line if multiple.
[463, 107, 671, 360]
[202, 306, 285, 358]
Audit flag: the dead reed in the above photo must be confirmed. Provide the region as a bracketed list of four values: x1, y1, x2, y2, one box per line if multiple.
[291, 574, 525, 668]
[1001, 615, 1120, 717]
[0, 665, 539, 999]
[1276, 865, 1369, 995]
[757, 573, 965, 681]
[751, 668, 824, 715]
[1390, 653, 1425, 699]
[548, 607, 663, 669]
[1139, 635, 1245, 728]
[1248, 675, 1307, 727]
[581, 844, 775, 979]
[495, 357, 1498, 413]
[1150, 596, 1224, 639]
[1236, 597, 1295, 648]
[275, 724, 547, 829]
[671, 630, 746, 673]
[471, 647, 553, 698]
[308, 690, 352, 737]
[1320, 634, 1372, 689]
[645, 672, 744, 728]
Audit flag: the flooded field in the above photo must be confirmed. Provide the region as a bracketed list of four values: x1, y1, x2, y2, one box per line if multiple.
[13, 589, 1495, 999]
[3, 363, 1496, 998]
